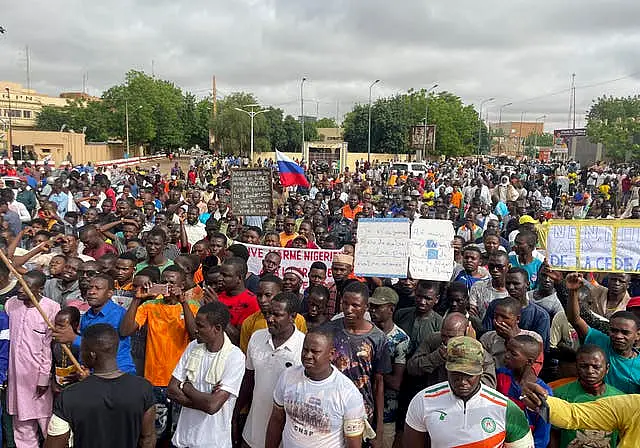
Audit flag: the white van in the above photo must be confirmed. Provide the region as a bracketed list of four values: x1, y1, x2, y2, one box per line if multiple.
[390, 162, 427, 177]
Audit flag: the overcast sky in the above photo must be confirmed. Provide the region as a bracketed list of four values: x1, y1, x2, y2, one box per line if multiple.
[2, 0, 639, 132]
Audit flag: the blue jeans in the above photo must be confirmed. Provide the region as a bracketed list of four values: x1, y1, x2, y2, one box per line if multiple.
[153, 386, 181, 440]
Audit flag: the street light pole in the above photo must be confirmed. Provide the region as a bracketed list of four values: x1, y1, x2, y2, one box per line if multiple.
[300, 77, 306, 159]
[477, 97, 495, 157]
[498, 102, 512, 129]
[125, 98, 130, 159]
[422, 83, 438, 159]
[4, 88, 12, 160]
[534, 114, 546, 148]
[518, 111, 526, 156]
[367, 79, 380, 164]
[235, 104, 267, 166]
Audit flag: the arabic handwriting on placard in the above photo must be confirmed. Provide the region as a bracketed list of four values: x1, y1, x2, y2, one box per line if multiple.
[354, 219, 410, 278]
[231, 169, 273, 216]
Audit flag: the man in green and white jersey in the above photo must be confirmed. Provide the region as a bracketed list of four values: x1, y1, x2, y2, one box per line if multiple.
[404, 336, 534, 448]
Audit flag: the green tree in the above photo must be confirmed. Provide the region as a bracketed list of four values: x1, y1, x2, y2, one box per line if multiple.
[283, 115, 302, 153]
[316, 117, 337, 128]
[35, 105, 67, 132]
[212, 92, 269, 155]
[263, 107, 287, 151]
[586, 95, 640, 161]
[343, 90, 482, 156]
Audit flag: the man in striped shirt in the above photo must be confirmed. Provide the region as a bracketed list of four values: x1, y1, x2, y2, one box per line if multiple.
[404, 336, 534, 447]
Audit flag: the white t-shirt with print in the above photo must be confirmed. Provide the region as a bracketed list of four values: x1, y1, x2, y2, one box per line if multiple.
[273, 365, 365, 448]
[171, 340, 245, 448]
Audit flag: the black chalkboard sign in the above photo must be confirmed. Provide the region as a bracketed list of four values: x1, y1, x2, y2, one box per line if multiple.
[231, 168, 273, 216]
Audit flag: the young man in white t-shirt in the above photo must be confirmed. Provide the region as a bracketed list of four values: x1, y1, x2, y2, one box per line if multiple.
[168, 302, 245, 448]
[266, 329, 366, 448]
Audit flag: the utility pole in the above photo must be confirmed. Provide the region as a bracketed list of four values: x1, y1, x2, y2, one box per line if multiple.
[5, 87, 12, 160]
[422, 84, 438, 160]
[234, 104, 267, 165]
[25, 45, 31, 90]
[368, 79, 380, 163]
[568, 73, 575, 128]
[518, 111, 526, 156]
[210, 75, 217, 151]
[125, 98, 130, 158]
[572, 74, 577, 130]
[300, 77, 306, 159]
[477, 97, 495, 158]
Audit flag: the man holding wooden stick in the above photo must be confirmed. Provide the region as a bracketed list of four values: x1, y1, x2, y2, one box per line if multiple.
[6, 270, 60, 448]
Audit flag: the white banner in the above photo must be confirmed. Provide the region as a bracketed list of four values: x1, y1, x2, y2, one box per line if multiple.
[354, 218, 410, 278]
[409, 219, 455, 281]
[245, 244, 340, 289]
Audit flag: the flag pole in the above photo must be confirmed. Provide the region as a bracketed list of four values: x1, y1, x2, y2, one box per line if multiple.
[0, 251, 83, 373]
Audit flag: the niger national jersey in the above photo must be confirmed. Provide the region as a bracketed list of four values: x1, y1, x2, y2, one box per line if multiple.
[406, 382, 534, 447]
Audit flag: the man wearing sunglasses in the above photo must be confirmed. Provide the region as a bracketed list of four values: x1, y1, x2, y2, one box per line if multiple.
[469, 252, 510, 320]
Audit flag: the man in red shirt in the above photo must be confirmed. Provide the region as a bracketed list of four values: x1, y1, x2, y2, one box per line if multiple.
[79, 225, 117, 259]
[215, 257, 259, 345]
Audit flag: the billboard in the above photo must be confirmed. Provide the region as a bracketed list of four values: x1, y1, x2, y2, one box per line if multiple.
[410, 125, 436, 150]
[554, 128, 587, 138]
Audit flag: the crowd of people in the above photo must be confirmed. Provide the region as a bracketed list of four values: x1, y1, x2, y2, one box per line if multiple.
[0, 154, 637, 448]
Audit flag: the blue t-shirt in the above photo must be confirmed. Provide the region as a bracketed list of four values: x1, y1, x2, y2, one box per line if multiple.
[509, 254, 542, 290]
[74, 300, 136, 374]
[585, 327, 640, 394]
[496, 367, 552, 448]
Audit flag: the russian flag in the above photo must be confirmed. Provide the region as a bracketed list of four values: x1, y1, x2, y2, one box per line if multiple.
[276, 150, 310, 188]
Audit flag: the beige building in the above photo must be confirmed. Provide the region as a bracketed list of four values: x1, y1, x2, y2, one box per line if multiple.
[1, 81, 71, 131]
[490, 121, 544, 156]
[316, 127, 344, 142]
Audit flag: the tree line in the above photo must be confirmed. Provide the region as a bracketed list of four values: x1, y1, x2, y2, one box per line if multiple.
[36, 70, 637, 160]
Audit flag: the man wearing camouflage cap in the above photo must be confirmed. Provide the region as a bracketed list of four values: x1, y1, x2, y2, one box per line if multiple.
[404, 336, 534, 448]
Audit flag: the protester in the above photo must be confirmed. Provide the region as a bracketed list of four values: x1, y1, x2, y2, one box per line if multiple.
[551, 344, 624, 448]
[395, 280, 443, 352]
[6, 270, 59, 448]
[236, 292, 305, 448]
[265, 328, 367, 448]
[407, 312, 496, 388]
[496, 334, 552, 448]
[324, 281, 391, 446]
[564, 272, 640, 393]
[119, 265, 199, 441]
[167, 302, 245, 448]
[404, 336, 534, 447]
[44, 324, 156, 448]
[368, 286, 410, 448]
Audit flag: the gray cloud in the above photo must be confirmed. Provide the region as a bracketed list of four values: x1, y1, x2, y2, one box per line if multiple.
[2, 0, 639, 133]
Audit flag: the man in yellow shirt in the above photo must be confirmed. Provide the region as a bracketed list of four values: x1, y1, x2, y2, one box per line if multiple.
[239, 274, 307, 352]
[522, 382, 640, 448]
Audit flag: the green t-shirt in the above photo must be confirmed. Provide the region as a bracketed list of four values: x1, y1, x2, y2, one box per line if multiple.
[553, 380, 624, 448]
[135, 259, 174, 274]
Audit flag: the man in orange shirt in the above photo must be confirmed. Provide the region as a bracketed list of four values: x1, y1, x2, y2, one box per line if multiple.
[278, 216, 298, 247]
[451, 185, 463, 208]
[119, 265, 199, 442]
[342, 193, 362, 220]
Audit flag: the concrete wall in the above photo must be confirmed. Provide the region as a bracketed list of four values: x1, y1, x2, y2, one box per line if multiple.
[253, 151, 411, 170]
[11, 130, 124, 165]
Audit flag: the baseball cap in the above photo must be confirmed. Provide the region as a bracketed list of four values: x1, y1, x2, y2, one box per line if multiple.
[369, 287, 399, 306]
[445, 336, 484, 376]
[519, 215, 539, 225]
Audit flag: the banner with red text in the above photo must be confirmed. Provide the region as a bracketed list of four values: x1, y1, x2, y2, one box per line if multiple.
[245, 244, 341, 289]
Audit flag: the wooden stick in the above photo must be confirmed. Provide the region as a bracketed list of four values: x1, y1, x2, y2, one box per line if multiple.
[0, 250, 84, 373]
